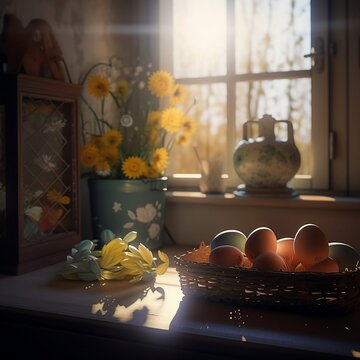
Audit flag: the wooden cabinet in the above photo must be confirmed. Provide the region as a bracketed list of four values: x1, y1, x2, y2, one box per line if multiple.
[0, 74, 81, 274]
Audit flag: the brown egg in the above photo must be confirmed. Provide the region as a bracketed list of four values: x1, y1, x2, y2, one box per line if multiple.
[241, 252, 253, 268]
[307, 257, 340, 273]
[276, 237, 300, 271]
[209, 245, 244, 267]
[245, 227, 277, 262]
[252, 252, 288, 272]
[294, 224, 329, 267]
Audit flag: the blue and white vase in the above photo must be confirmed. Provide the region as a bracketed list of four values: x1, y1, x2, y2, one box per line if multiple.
[233, 114, 301, 196]
[88, 177, 167, 250]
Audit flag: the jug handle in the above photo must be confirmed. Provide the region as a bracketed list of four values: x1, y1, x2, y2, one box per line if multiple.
[243, 120, 258, 140]
[277, 120, 295, 144]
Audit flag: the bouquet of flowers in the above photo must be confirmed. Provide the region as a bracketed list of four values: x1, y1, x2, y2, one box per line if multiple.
[79, 56, 197, 179]
[60, 229, 169, 283]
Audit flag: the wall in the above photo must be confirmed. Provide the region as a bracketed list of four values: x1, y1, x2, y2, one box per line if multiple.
[1, 0, 160, 240]
[165, 194, 360, 252]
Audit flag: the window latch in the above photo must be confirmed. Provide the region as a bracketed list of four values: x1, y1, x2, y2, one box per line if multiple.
[304, 37, 324, 72]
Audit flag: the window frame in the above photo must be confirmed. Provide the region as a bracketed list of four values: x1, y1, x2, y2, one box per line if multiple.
[160, 0, 330, 192]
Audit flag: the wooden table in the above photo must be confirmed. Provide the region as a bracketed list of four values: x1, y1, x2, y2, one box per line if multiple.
[0, 245, 359, 359]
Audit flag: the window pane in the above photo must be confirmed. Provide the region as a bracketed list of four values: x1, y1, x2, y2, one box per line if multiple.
[173, 0, 227, 77]
[235, 0, 311, 73]
[236, 78, 312, 175]
[168, 83, 227, 174]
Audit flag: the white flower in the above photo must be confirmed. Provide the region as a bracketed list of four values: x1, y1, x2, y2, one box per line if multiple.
[138, 81, 145, 89]
[120, 114, 133, 127]
[136, 204, 156, 223]
[96, 168, 111, 176]
[34, 154, 57, 172]
[43, 119, 66, 134]
[25, 206, 43, 222]
[112, 202, 122, 213]
[148, 223, 160, 240]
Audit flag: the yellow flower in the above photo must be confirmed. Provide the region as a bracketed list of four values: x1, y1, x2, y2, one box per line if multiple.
[156, 250, 169, 275]
[151, 147, 169, 173]
[160, 108, 183, 133]
[147, 111, 162, 129]
[47, 190, 70, 205]
[80, 144, 100, 168]
[99, 147, 120, 167]
[113, 79, 129, 99]
[100, 238, 127, 269]
[169, 83, 188, 105]
[176, 132, 191, 146]
[148, 70, 174, 97]
[95, 159, 111, 176]
[147, 129, 161, 147]
[87, 74, 110, 98]
[182, 116, 197, 136]
[90, 135, 104, 150]
[122, 156, 146, 179]
[103, 129, 123, 147]
[144, 165, 160, 179]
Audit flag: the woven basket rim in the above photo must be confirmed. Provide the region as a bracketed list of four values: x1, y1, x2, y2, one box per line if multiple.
[174, 247, 360, 278]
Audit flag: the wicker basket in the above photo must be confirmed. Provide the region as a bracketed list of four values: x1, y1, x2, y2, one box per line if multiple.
[174, 243, 360, 313]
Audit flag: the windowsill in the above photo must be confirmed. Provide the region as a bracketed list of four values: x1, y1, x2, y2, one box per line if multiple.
[164, 190, 360, 249]
[166, 190, 360, 210]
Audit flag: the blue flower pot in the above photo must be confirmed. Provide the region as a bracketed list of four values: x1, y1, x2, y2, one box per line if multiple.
[88, 177, 167, 250]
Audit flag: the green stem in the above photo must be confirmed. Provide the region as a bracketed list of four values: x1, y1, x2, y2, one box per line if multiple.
[81, 95, 102, 135]
[79, 61, 110, 85]
[101, 97, 105, 133]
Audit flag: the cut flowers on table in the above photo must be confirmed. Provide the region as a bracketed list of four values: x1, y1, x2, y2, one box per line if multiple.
[60, 229, 169, 283]
[79, 56, 197, 180]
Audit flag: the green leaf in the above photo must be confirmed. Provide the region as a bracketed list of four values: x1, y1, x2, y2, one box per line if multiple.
[100, 229, 115, 244]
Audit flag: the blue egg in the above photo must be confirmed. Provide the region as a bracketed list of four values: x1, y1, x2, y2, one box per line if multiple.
[329, 242, 360, 272]
[211, 229, 247, 252]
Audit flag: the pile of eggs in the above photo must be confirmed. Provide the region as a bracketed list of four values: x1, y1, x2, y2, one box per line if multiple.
[209, 224, 360, 273]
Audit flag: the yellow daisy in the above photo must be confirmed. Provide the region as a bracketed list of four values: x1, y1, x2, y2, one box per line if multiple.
[144, 165, 160, 179]
[151, 147, 169, 172]
[122, 156, 146, 179]
[169, 83, 188, 105]
[99, 147, 120, 167]
[80, 144, 100, 168]
[160, 107, 184, 133]
[90, 135, 104, 150]
[176, 132, 191, 146]
[47, 190, 70, 205]
[113, 80, 129, 100]
[147, 111, 162, 128]
[181, 115, 197, 135]
[148, 70, 174, 97]
[87, 74, 111, 98]
[95, 159, 111, 176]
[147, 129, 161, 147]
[103, 129, 123, 147]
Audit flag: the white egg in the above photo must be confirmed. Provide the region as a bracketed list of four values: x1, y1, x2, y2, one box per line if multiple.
[328, 242, 360, 272]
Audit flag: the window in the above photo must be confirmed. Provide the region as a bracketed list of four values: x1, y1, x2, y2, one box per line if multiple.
[160, 0, 329, 191]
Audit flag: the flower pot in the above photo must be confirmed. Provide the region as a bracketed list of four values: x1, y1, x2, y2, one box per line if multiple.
[88, 177, 167, 250]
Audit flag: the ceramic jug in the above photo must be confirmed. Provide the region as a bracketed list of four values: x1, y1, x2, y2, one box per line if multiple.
[233, 114, 301, 192]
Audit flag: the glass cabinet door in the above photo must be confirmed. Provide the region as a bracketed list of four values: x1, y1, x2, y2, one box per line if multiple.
[22, 97, 75, 243]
